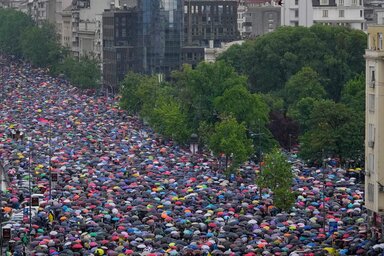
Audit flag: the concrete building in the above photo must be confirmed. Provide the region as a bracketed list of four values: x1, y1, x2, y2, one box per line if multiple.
[103, 6, 138, 92]
[58, 0, 113, 60]
[243, 0, 280, 38]
[183, 0, 239, 67]
[281, 0, 313, 27]
[365, 25, 384, 238]
[365, 0, 384, 29]
[312, 0, 364, 30]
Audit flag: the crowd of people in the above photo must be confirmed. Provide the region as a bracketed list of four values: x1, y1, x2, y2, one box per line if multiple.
[0, 57, 381, 255]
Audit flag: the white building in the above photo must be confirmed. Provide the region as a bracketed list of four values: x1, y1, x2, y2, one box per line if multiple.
[58, 0, 114, 62]
[281, 0, 364, 30]
[312, 0, 364, 30]
[281, 0, 313, 27]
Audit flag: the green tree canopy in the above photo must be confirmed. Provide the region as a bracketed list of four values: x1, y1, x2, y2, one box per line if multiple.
[214, 84, 270, 130]
[299, 100, 364, 163]
[172, 61, 249, 128]
[219, 25, 366, 101]
[0, 9, 33, 56]
[287, 97, 319, 134]
[340, 74, 365, 113]
[21, 23, 63, 67]
[209, 116, 253, 173]
[257, 148, 293, 192]
[148, 96, 190, 143]
[283, 66, 326, 106]
[58, 56, 101, 89]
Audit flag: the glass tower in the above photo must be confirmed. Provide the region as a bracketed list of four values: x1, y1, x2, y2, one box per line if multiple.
[138, 0, 184, 75]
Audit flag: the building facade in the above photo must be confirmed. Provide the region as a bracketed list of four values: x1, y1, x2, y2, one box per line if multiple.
[102, 0, 184, 90]
[103, 7, 138, 92]
[182, 0, 239, 67]
[243, 0, 280, 38]
[281, 0, 313, 27]
[312, 0, 364, 30]
[365, 25, 384, 238]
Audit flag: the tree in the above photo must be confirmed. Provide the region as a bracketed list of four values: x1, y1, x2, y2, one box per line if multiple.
[273, 188, 296, 212]
[119, 72, 150, 113]
[148, 96, 190, 143]
[287, 97, 319, 134]
[21, 23, 63, 67]
[213, 85, 270, 130]
[299, 100, 363, 164]
[172, 61, 248, 129]
[218, 25, 366, 101]
[0, 9, 33, 56]
[282, 66, 326, 106]
[256, 148, 293, 192]
[209, 116, 253, 174]
[340, 74, 365, 113]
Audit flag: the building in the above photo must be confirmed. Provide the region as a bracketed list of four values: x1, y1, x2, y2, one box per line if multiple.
[204, 39, 244, 62]
[182, 0, 239, 67]
[281, 0, 313, 27]
[312, 0, 365, 30]
[365, 25, 384, 238]
[243, 0, 280, 38]
[102, 0, 184, 90]
[103, 6, 138, 92]
[365, 0, 384, 29]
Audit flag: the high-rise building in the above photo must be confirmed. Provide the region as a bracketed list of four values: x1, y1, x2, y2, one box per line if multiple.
[365, 25, 384, 239]
[103, 6, 138, 92]
[137, 0, 184, 75]
[182, 0, 239, 67]
[102, 0, 184, 90]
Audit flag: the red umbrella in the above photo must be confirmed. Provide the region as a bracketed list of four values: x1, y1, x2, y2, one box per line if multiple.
[72, 243, 83, 249]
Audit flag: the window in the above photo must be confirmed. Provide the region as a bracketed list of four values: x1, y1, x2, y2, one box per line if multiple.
[295, 9, 299, 17]
[368, 153, 375, 172]
[360, 10, 363, 17]
[370, 66, 376, 82]
[369, 94, 375, 112]
[320, 0, 329, 5]
[351, 0, 357, 5]
[338, 0, 344, 6]
[367, 183, 374, 202]
[368, 123, 375, 144]
[379, 33, 383, 49]
[295, 0, 299, 5]
[322, 10, 328, 17]
[339, 10, 344, 17]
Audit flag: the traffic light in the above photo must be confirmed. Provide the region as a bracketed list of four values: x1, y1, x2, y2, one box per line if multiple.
[31, 197, 39, 206]
[2, 227, 11, 240]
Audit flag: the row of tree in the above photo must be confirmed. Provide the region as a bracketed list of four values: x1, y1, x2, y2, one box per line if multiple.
[119, 25, 366, 210]
[0, 9, 100, 89]
[219, 25, 366, 165]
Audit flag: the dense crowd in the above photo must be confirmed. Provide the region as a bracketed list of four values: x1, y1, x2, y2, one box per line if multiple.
[0, 57, 381, 255]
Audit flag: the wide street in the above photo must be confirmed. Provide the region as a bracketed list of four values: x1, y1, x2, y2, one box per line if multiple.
[0, 58, 378, 255]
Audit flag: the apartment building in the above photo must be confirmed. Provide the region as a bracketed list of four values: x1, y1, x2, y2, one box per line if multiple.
[281, 0, 313, 27]
[243, 0, 280, 38]
[183, 0, 239, 67]
[365, 25, 384, 238]
[313, 0, 365, 30]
